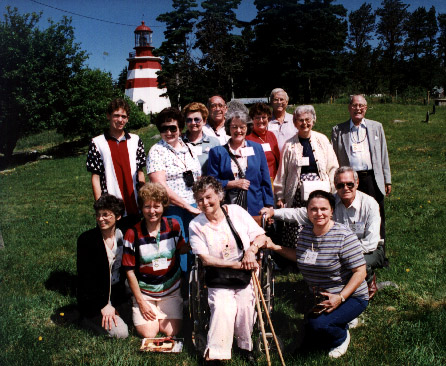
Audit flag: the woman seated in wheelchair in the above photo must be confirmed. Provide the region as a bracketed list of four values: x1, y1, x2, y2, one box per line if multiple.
[122, 182, 189, 338]
[265, 190, 368, 358]
[189, 176, 271, 364]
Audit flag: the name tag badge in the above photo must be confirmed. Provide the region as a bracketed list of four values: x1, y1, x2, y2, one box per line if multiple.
[303, 249, 318, 264]
[191, 145, 203, 156]
[298, 157, 310, 166]
[349, 222, 365, 234]
[241, 146, 255, 157]
[262, 143, 272, 152]
[152, 257, 168, 271]
[352, 143, 363, 153]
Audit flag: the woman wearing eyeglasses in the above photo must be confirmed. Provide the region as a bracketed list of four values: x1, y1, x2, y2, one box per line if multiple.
[181, 102, 220, 175]
[146, 108, 202, 255]
[274, 105, 338, 248]
[77, 194, 130, 338]
[207, 109, 274, 217]
[246, 103, 280, 183]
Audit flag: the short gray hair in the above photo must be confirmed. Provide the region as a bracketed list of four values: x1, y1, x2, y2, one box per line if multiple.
[349, 94, 367, 105]
[270, 88, 289, 102]
[224, 109, 253, 135]
[293, 105, 317, 122]
[334, 166, 359, 183]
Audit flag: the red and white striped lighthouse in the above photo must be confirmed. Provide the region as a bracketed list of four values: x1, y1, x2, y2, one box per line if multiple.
[125, 21, 170, 114]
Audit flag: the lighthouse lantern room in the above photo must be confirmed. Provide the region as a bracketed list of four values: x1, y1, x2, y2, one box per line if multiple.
[125, 21, 170, 114]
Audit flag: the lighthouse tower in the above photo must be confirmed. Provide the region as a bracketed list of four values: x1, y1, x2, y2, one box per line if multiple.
[125, 21, 170, 114]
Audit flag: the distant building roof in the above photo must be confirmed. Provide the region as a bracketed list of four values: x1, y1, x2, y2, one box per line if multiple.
[231, 97, 269, 105]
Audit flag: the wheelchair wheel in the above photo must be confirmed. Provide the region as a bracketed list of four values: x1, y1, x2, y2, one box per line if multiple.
[255, 332, 284, 354]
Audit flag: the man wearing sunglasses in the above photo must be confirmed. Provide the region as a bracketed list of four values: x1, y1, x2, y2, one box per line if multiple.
[331, 95, 391, 244]
[260, 166, 384, 299]
[86, 98, 146, 229]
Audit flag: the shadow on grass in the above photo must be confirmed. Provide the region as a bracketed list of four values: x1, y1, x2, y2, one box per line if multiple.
[0, 138, 89, 171]
[45, 270, 78, 297]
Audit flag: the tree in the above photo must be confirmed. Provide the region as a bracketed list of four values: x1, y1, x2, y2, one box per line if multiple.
[346, 3, 377, 94]
[154, 0, 201, 107]
[59, 68, 148, 140]
[115, 66, 128, 93]
[0, 6, 87, 157]
[250, 0, 347, 102]
[438, 13, 446, 92]
[375, 0, 409, 94]
[195, 0, 243, 99]
[403, 6, 439, 93]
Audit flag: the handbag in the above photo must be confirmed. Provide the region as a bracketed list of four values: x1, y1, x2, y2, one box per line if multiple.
[204, 206, 252, 289]
[223, 144, 248, 209]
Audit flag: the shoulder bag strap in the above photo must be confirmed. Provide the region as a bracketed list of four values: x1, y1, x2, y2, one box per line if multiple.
[221, 205, 245, 259]
[223, 143, 245, 179]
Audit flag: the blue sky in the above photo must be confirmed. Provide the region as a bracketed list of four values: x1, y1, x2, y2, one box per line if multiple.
[2, 0, 445, 79]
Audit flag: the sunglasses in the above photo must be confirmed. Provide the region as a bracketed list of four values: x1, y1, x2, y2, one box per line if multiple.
[186, 117, 202, 124]
[335, 182, 355, 189]
[159, 125, 178, 133]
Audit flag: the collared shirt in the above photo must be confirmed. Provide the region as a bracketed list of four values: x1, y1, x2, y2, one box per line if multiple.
[146, 139, 201, 205]
[268, 112, 297, 152]
[349, 119, 372, 171]
[182, 132, 220, 175]
[202, 122, 230, 145]
[273, 190, 381, 253]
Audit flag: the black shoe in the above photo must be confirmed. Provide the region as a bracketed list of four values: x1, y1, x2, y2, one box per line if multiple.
[238, 349, 256, 366]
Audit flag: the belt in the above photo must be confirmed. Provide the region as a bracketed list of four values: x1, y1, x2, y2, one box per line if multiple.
[356, 170, 373, 177]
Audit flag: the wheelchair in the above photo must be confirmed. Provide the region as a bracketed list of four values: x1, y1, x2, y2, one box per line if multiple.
[188, 214, 282, 355]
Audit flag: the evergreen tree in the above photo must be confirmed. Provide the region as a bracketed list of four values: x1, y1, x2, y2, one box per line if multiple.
[154, 0, 201, 107]
[438, 13, 446, 93]
[375, 0, 409, 94]
[403, 6, 439, 94]
[194, 0, 242, 100]
[347, 3, 376, 94]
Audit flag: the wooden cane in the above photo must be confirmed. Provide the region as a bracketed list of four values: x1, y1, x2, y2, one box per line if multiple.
[253, 272, 286, 366]
[252, 272, 271, 366]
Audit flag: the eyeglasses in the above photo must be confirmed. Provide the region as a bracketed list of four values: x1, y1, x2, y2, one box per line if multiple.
[159, 125, 178, 133]
[350, 104, 367, 109]
[112, 113, 128, 119]
[335, 182, 355, 190]
[95, 213, 114, 219]
[230, 125, 247, 131]
[210, 103, 226, 109]
[296, 117, 313, 123]
[253, 115, 269, 121]
[186, 117, 203, 124]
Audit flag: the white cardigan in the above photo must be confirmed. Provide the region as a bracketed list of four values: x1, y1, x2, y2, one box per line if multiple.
[273, 130, 339, 207]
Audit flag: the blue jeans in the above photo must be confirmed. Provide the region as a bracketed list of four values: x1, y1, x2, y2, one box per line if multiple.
[164, 204, 197, 273]
[306, 297, 368, 348]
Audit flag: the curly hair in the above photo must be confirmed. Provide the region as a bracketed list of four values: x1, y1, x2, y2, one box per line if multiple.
[156, 107, 184, 132]
[94, 194, 125, 217]
[192, 176, 225, 202]
[137, 182, 170, 210]
[106, 98, 130, 117]
[249, 103, 272, 119]
[183, 102, 209, 122]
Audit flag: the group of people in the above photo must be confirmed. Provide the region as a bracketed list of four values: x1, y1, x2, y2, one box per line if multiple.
[77, 89, 392, 362]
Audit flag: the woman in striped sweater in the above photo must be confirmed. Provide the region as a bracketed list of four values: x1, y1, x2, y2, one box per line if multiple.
[265, 190, 368, 358]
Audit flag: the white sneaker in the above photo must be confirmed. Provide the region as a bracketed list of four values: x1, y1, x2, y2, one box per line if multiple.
[328, 330, 351, 358]
[348, 317, 359, 329]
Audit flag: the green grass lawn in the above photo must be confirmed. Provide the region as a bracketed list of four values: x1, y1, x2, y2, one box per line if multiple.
[1, 103, 445, 365]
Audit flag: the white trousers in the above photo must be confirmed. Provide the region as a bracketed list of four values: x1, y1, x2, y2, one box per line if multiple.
[206, 283, 256, 360]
